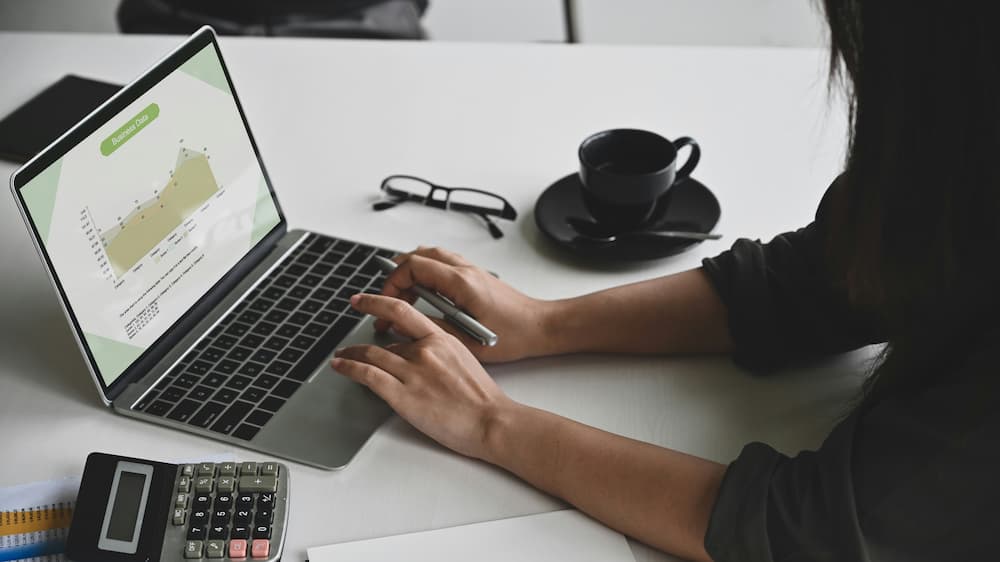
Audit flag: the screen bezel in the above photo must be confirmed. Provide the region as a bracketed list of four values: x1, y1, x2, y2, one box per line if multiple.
[97, 461, 154, 554]
[9, 27, 287, 402]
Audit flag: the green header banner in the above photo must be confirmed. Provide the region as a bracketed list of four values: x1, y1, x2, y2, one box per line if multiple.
[100, 103, 159, 156]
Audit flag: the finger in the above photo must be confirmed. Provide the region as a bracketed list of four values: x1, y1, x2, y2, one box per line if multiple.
[382, 254, 470, 303]
[410, 246, 470, 267]
[373, 289, 417, 332]
[330, 357, 402, 403]
[334, 344, 409, 378]
[350, 293, 440, 341]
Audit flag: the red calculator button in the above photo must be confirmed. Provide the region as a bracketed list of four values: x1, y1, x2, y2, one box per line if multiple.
[229, 539, 248, 559]
[251, 539, 269, 559]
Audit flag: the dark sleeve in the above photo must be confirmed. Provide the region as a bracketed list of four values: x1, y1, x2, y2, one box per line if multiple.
[703, 359, 1000, 562]
[701, 175, 885, 372]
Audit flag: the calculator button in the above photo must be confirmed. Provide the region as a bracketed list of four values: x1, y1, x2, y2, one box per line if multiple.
[212, 510, 231, 526]
[173, 508, 186, 526]
[205, 539, 226, 558]
[229, 539, 248, 559]
[187, 526, 207, 541]
[184, 540, 203, 559]
[191, 510, 210, 528]
[259, 462, 278, 476]
[217, 476, 235, 495]
[231, 525, 251, 540]
[257, 493, 274, 510]
[213, 494, 233, 510]
[251, 539, 270, 559]
[234, 509, 252, 526]
[194, 494, 212, 510]
[182, 464, 195, 477]
[217, 462, 237, 476]
[236, 494, 254, 509]
[253, 525, 271, 540]
[195, 477, 214, 493]
[177, 476, 191, 492]
[239, 475, 276, 493]
[198, 462, 215, 476]
[176, 493, 189, 507]
[209, 524, 229, 540]
[255, 509, 272, 525]
[240, 462, 257, 475]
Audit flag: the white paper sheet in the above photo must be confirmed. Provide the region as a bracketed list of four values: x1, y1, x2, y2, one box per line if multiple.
[307, 509, 635, 562]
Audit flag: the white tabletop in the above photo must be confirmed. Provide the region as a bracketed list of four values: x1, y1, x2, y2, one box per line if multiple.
[0, 32, 870, 562]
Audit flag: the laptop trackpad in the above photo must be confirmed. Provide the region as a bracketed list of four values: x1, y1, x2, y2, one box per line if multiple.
[249, 315, 399, 470]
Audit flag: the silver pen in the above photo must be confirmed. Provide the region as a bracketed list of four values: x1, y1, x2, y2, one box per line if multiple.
[371, 255, 499, 347]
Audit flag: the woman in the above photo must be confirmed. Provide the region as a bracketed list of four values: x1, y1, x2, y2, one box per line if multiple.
[331, 1, 1000, 560]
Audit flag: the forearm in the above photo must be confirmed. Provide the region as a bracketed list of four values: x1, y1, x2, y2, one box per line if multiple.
[483, 403, 725, 561]
[543, 268, 732, 356]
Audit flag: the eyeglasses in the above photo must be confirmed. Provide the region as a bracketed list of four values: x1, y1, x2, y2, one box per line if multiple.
[372, 175, 518, 239]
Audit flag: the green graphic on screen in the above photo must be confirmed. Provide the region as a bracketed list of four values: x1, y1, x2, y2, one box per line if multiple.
[19, 44, 280, 386]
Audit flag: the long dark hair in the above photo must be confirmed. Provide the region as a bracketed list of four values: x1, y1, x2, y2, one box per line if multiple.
[822, 1, 1000, 403]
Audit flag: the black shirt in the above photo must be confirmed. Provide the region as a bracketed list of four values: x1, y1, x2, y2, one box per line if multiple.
[700, 177, 1000, 561]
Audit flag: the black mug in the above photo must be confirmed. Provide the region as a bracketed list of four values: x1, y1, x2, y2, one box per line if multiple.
[578, 129, 700, 232]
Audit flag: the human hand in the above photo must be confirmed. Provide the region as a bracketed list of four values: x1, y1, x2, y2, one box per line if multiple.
[375, 247, 556, 363]
[332, 293, 517, 460]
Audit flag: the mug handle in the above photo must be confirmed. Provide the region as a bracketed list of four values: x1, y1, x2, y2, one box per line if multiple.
[673, 137, 700, 180]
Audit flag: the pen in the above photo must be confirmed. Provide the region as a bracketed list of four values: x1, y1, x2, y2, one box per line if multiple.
[370, 255, 499, 347]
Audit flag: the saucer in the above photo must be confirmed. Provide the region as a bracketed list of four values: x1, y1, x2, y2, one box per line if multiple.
[534, 173, 721, 261]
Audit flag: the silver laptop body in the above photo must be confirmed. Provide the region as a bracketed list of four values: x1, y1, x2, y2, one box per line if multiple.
[9, 27, 393, 470]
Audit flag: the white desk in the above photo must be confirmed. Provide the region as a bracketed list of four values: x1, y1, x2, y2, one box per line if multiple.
[0, 33, 871, 562]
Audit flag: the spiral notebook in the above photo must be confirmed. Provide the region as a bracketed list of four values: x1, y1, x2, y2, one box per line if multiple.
[307, 509, 635, 562]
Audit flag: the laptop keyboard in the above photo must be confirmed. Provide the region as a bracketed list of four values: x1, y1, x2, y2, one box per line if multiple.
[132, 234, 394, 441]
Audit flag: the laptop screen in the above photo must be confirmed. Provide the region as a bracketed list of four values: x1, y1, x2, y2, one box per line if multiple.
[16, 41, 281, 389]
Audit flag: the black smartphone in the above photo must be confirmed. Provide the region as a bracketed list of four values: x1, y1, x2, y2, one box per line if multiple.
[0, 74, 121, 163]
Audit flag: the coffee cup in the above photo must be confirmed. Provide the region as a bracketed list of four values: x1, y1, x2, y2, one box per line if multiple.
[578, 128, 700, 232]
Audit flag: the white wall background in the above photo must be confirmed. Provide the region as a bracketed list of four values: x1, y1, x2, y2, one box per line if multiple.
[0, 0, 826, 47]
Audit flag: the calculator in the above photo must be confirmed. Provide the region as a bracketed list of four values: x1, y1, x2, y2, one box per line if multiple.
[67, 452, 289, 562]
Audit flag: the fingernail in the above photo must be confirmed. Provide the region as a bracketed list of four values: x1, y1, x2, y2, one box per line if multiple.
[350, 293, 362, 304]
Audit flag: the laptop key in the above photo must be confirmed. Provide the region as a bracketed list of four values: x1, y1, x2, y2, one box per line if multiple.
[300, 275, 321, 288]
[204, 373, 227, 387]
[134, 391, 158, 411]
[288, 286, 310, 299]
[288, 312, 311, 325]
[263, 310, 288, 323]
[210, 401, 254, 434]
[189, 361, 212, 376]
[213, 388, 238, 404]
[214, 335, 238, 350]
[227, 347, 253, 361]
[200, 347, 225, 363]
[311, 263, 332, 276]
[249, 299, 273, 312]
[237, 311, 261, 324]
[298, 252, 319, 266]
[241, 387, 266, 403]
[251, 322, 277, 336]
[271, 380, 301, 399]
[286, 264, 307, 276]
[246, 410, 273, 427]
[232, 424, 261, 441]
[225, 322, 250, 337]
[275, 298, 298, 311]
[240, 334, 264, 348]
[162, 386, 187, 402]
[273, 276, 296, 288]
[309, 237, 334, 254]
[225, 376, 252, 390]
[168, 399, 200, 423]
[277, 348, 302, 363]
[238, 362, 264, 376]
[216, 359, 239, 375]
[312, 288, 335, 301]
[263, 336, 288, 351]
[264, 361, 292, 377]
[302, 323, 326, 337]
[252, 375, 279, 390]
[146, 400, 173, 416]
[285, 315, 361, 382]
[275, 324, 298, 338]
[259, 397, 285, 413]
[262, 287, 284, 301]
[300, 300, 323, 313]
[190, 385, 214, 402]
[175, 375, 200, 389]
[190, 402, 225, 428]
[315, 311, 338, 324]
[290, 335, 316, 350]
[250, 349, 276, 364]
[321, 275, 348, 289]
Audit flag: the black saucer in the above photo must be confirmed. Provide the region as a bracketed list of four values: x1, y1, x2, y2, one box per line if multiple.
[534, 173, 721, 261]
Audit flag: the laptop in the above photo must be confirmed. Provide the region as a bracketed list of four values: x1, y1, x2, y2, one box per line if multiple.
[9, 27, 398, 470]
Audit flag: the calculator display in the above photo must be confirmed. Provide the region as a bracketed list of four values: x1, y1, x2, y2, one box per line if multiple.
[107, 472, 146, 541]
[97, 461, 154, 554]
